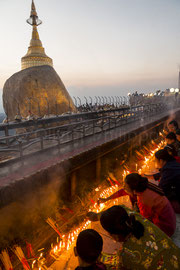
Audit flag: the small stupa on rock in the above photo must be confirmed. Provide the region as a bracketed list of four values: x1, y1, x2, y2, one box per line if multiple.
[21, 0, 53, 70]
[3, 0, 75, 120]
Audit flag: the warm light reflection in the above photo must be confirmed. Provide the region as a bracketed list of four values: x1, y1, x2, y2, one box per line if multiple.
[48, 138, 165, 261]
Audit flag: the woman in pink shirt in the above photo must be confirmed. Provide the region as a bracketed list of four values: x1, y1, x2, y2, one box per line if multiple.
[124, 173, 176, 237]
[99, 173, 176, 237]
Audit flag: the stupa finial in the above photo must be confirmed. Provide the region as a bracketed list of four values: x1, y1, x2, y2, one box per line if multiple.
[27, 0, 42, 26]
[21, 0, 53, 70]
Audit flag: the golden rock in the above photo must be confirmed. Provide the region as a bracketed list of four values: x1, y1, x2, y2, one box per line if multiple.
[3, 65, 76, 120]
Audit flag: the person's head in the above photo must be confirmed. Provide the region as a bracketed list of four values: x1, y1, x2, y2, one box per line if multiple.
[176, 129, 180, 142]
[165, 132, 176, 145]
[100, 206, 144, 243]
[168, 120, 178, 132]
[124, 173, 148, 195]
[164, 144, 177, 157]
[74, 229, 103, 266]
[155, 149, 175, 169]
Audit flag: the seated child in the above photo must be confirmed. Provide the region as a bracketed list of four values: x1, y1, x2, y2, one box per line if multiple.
[74, 229, 106, 270]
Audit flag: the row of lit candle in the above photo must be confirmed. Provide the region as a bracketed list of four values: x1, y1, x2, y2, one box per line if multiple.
[49, 138, 165, 260]
[50, 185, 119, 258]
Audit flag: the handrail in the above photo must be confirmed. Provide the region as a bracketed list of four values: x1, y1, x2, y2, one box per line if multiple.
[0, 103, 167, 163]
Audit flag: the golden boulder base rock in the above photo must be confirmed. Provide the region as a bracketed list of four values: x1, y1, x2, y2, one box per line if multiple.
[3, 65, 76, 120]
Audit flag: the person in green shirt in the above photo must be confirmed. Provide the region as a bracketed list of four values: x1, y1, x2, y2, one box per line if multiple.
[88, 205, 180, 270]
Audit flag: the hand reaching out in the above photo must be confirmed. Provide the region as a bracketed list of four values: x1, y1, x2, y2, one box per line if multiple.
[97, 198, 108, 205]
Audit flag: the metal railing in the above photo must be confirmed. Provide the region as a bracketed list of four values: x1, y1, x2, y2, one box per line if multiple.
[0, 103, 166, 163]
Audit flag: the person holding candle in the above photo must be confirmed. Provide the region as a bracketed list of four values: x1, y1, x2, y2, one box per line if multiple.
[98, 188, 138, 212]
[96, 205, 180, 270]
[124, 173, 176, 237]
[98, 173, 176, 237]
[74, 229, 107, 270]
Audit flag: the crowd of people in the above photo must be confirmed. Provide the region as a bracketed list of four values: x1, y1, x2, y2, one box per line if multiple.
[73, 119, 180, 270]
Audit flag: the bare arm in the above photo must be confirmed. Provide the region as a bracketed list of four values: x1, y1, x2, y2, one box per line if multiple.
[98, 189, 128, 204]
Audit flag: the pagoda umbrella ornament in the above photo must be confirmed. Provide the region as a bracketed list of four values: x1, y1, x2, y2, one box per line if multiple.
[27, 0, 42, 26]
[21, 0, 53, 70]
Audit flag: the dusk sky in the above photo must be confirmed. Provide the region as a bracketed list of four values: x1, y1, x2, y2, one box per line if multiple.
[0, 0, 180, 111]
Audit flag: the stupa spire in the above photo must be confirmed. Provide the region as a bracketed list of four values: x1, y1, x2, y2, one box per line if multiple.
[21, 0, 53, 70]
[31, 0, 37, 17]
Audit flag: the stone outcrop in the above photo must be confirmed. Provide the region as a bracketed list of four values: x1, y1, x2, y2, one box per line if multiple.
[3, 65, 75, 120]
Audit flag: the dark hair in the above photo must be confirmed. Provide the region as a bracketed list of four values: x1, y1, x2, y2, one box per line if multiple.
[155, 149, 175, 161]
[100, 206, 144, 240]
[125, 173, 148, 192]
[168, 120, 178, 129]
[164, 144, 177, 156]
[176, 129, 180, 135]
[166, 132, 176, 140]
[76, 229, 103, 264]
